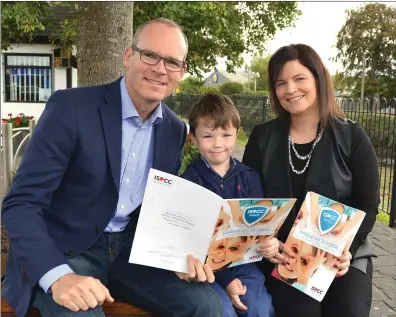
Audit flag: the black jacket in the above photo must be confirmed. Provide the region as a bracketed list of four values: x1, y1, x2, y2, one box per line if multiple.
[242, 117, 379, 271]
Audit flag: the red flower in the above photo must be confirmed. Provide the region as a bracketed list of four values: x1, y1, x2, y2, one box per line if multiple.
[29, 116, 34, 119]
[19, 113, 25, 116]
[2, 119, 7, 123]
[8, 113, 12, 117]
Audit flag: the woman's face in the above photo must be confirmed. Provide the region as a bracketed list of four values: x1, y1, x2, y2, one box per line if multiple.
[275, 60, 318, 116]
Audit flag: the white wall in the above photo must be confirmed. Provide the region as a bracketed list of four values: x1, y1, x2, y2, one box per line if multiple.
[1, 43, 77, 121]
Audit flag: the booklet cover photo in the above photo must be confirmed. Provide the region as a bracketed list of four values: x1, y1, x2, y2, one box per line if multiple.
[271, 191, 365, 302]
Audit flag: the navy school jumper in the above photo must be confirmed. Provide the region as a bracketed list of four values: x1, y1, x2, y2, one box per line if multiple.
[180, 157, 264, 288]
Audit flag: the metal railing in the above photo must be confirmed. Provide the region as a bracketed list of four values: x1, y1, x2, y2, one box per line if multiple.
[1, 120, 36, 193]
[165, 94, 396, 227]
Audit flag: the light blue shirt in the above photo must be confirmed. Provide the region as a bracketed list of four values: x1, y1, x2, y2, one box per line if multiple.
[39, 77, 162, 293]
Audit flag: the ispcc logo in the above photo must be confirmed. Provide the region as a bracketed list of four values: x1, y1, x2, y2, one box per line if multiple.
[311, 286, 323, 295]
[154, 175, 173, 185]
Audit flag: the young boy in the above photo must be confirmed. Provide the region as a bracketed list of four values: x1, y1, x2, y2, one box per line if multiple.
[181, 93, 278, 317]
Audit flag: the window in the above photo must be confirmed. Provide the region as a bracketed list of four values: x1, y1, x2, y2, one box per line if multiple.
[4, 54, 53, 103]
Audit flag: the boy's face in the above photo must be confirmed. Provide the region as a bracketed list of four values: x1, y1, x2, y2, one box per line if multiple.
[192, 119, 237, 168]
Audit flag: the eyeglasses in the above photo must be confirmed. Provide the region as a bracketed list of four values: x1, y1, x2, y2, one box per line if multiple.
[132, 45, 185, 72]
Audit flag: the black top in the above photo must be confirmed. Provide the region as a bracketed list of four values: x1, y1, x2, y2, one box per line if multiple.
[290, 140, 315, 212]
[242, 117, 380, 261]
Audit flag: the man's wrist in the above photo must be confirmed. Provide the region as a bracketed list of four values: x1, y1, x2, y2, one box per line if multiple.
[39, 264, 75, 293]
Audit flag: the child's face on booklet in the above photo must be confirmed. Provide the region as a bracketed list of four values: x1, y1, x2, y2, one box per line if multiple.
[277, 227, 301, 280]
[192, 119, 237, 167]
[207, 236, 254, 271]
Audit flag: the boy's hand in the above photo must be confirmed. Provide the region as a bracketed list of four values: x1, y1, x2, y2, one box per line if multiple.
[226, 278, 248, 311]
[257, 237, 279, 258]
[175, 254, 215, 283]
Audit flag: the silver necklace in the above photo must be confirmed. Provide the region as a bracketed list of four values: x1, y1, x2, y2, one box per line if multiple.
[288, 128, 324, 174]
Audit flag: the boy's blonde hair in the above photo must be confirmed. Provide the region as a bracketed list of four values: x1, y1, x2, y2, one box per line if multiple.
[188, 93, 241, 136]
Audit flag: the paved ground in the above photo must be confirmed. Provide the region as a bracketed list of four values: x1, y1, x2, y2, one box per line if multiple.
[1, 144, 395, 316]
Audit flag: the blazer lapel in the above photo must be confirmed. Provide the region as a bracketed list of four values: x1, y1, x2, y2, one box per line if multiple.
[100, 79, 122, 192]
[153, 108, 171, 172]
[305, 126, 337, 199]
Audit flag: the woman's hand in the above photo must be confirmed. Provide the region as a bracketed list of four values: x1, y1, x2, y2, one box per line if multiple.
[257, 237, 279, 258]
[335, 250, 352, 278]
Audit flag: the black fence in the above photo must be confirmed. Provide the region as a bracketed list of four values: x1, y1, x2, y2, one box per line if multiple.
[164, 94, 396, 227]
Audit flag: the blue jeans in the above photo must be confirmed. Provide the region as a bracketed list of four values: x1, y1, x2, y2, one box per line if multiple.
[32, 230, 130, 317]
[108, 236, 223, 317]
[210, 263, 275, 317]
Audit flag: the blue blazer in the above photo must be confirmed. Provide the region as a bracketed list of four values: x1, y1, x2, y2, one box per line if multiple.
[1, 78, 187, 317]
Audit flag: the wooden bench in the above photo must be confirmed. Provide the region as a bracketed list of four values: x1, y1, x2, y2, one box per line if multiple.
[1, 298, 152, 316]
[2, 254, 151, 316]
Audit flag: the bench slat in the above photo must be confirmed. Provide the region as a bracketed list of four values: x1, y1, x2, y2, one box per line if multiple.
[2, 298, 151, 316]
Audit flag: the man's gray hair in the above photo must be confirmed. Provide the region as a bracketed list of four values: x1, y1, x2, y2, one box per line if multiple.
[132, 18, 188, 60]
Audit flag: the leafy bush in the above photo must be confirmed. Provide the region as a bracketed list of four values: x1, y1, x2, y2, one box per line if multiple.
[179, 134, 200, 174]
[219, 82, 243, 94]
[177, 77, 204, 93]
[200, 86, 220, 94]
[241, 90, 268, 96]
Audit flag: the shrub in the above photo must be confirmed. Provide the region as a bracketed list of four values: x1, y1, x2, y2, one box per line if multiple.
[200, 86, 219, 94]
[219, 82, 243, 94]
[179, 134, 200, 174]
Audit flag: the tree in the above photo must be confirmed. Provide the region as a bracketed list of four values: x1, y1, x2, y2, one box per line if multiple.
[335, 3, 396, 98]
[331, 72, 357, 95]
[2, 1, 300, 79]
[134, 2, 300, 76]
[1, 2, 51, 50]
[77, 2, 134, 86]
[249, 53, 271, 91]
[177, 77, 204, 93]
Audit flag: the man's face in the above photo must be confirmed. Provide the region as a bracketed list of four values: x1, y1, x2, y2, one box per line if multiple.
[123, 22, 187, 107]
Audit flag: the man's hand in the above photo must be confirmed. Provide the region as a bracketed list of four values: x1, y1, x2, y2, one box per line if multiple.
[175, 254, 215, 283]
[257, 237, 279, 258]
[51, 273, 114, 312]
[226, 278, 248, 311]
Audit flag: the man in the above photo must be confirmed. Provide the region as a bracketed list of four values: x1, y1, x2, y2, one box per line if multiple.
[2, 18, 222, 317]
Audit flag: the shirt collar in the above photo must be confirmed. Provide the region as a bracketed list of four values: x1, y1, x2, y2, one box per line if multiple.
[200, 156, 237, 178]
[120, 76, 163, 125]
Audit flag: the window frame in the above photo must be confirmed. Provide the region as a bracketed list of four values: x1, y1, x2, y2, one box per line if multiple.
[4, 53, 54, 104]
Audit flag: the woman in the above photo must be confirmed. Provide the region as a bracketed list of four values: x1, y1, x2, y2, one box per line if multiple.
[243, 44, 379, 317]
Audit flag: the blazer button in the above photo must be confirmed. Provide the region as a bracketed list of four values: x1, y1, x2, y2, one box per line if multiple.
[20, 265, 24, 272]
[64, 250, 73, 256]
[95, 228, 101, 234]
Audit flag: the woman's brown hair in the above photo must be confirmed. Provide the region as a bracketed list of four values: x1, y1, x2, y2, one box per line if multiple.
[268, 44, 345, 127]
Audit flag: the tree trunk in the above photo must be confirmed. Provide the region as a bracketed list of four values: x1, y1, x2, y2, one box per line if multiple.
[77, 2, 134, 86]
